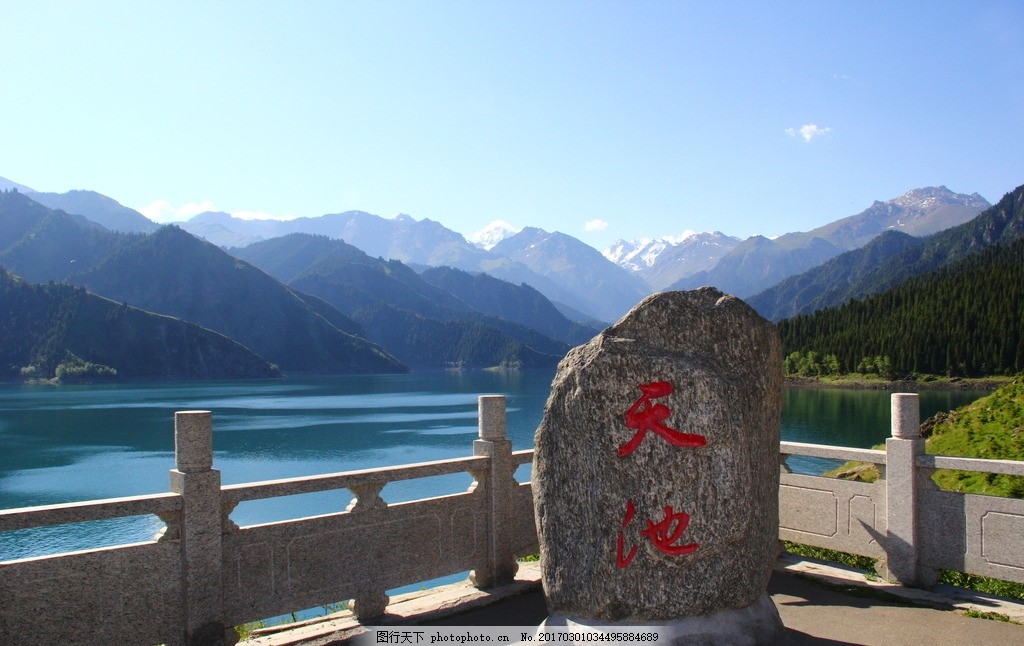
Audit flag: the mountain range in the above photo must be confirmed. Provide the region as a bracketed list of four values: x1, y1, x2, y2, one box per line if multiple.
[168, 186, 987, 322]
[231, 233, 595, 368]
[0, 172, 1016, 383]
[777, 192, 1024, 377]
[604, 232, 741, 291]
[0, 191, 404, 378]
[750, 183, 1024, 321]
[183, 211, 639, 322]
[0, 188, 596, 379]
[668, 186, 990, 298]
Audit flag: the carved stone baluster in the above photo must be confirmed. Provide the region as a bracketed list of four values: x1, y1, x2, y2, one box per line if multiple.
[779, 452, 793, 475]
[346, 481, 389, 620]
[154, 509, 181, 542]
[221, 499, 240, 533]
[346, 482, 386, 513]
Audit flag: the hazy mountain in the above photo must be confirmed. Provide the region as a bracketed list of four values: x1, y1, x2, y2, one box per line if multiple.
[672, 234, 843, 298]
[321, 300, 560, 369]
[748, 230, 924, 321]
[183, 210, 490, 268]
[232, 233, 469, 314]
[1, 197, 407, 376]
[492, 227, 650, 322]
[185, 209, 622, 323]
[0, 269, 280, 382]
[751, 182, 1024, 321]
[70, 226, 406, 375]
[0, 176, 35, 193]
[183, 211, 294, 248]
[27, 190, 159, 234]
[0, 190, 127, 283]
[671, 186, 990, 297]
[606, 232, 741, 291]
[419, 266, 599, 346]
[235, 234, 573, 368]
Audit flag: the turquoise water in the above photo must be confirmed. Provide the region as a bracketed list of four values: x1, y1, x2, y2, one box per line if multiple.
[0, 371, 987, 561]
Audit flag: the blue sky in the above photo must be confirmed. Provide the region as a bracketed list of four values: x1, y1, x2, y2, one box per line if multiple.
[2, 0, 1022, 251]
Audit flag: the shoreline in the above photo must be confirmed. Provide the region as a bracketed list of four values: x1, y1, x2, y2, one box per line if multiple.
[784, 375, 1011, 391]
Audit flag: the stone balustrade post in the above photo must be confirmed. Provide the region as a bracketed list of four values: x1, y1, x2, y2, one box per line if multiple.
[346, 482, 390, 621]
[170, 411, 233, 646]
[470, 395, 518, 589]
[884, 393, 930, 586]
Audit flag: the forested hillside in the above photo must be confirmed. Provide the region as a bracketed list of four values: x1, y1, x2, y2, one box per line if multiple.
[777, 237, 1024, 377]
[753, 183, 1024, 321]
[0, 270, 280, 381]
[75, 226, 405, 374]
[419, 266, 596, 346]
[235, 233, 588, 368]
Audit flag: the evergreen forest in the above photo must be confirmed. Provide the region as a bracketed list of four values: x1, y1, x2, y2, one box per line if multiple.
[777, 237, 1024, 378]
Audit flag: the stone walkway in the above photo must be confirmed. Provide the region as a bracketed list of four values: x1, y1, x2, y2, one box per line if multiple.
[241, 556, 1024, 646]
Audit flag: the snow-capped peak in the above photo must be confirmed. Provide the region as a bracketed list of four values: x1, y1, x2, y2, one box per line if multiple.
[890, 186, 989, 211]
[604, 238, 663, 270]
[605, 231, 740, 272]
[469, 220, 520, 250]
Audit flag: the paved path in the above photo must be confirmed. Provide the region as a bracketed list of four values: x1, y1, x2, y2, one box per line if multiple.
[424, 572, 1023, 645]
[243, 557, 1024, 646]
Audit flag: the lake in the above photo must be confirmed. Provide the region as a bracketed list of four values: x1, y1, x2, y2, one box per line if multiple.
[0, 370, 988, 561]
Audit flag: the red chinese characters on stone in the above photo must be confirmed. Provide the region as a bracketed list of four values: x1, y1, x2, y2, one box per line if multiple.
[616, 500, 638, 569]
[640, 505, 699, 556]
[618, 381, 707, 457]
[616, 500, 700, 569]
[615, 380, 704, 568]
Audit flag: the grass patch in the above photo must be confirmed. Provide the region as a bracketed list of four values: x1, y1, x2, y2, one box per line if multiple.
[783, 541, 878, 575]
[791, 575, 921, 606]
[939, 570, 1024, 601]
[823, 376, 1024, 496]
[962, 609, 1015, 623]
[235, 620, 267, 641]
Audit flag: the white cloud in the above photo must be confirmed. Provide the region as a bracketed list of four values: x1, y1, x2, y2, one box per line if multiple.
[785, 123, 832, 142]
[137, 200, 295, 223]
[584, 218, 609, 232]
[138, 199, 219, 223]
[233, 210, 297, 221]
[663, 229, 697, 244]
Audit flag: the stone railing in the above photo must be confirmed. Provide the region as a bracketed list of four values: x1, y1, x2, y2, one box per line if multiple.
[2, 393, 1023, 645]
[0, 396, 537, 646]
[779, 393, 1024, 586]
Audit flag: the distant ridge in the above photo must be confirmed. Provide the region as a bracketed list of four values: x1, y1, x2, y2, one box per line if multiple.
[188, 210, 646, 323]
[75, 226, 406, 375]
[28, 190, 159, 234]
[234, 233, 581, 368]
[0, 176, 35, 193]
[0, 191, 406, 376]
[670, 186, 990, 298]
[492, 227, 649, 322]
[752, 182, 1024, 321]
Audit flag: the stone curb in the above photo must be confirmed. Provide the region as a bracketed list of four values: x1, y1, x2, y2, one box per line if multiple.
[776, 553, 1024, 623]
[241, 556, 1024, 645]
[241, 562, 544, 646]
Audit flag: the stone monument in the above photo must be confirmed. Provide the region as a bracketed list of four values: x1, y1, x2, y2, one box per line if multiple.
[533, 288, 784, 644]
